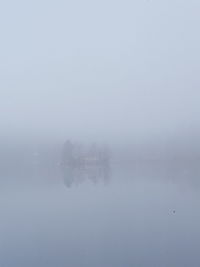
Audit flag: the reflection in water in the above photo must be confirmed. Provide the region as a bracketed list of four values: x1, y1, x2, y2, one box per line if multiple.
[61, 140, 111, 187]
[2, 163, 200, 267]
[61, 164, 111, 187]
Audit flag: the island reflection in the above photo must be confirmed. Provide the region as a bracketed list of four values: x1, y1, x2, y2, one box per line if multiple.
[61, 140, 111, 187]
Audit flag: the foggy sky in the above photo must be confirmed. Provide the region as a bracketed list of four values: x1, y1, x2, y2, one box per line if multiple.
[0, 0, 200, 143]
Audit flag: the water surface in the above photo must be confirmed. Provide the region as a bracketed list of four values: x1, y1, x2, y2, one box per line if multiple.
[1, 164, 200, 267]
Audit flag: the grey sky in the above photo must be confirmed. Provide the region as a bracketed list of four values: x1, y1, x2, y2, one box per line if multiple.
[0, 0, 200, 142]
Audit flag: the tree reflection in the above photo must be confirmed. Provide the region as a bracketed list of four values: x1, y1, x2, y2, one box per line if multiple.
[61, 163, 111, 188]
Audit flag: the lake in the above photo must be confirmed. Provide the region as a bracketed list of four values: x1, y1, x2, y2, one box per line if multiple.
[1, 163, 200, 267]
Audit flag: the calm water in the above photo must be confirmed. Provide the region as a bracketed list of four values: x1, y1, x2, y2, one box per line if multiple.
[1, 164, 200, 267]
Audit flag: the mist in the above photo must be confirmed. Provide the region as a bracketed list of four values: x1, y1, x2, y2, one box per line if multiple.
[1, 0, 200, 143]
[1, 0, 200, 266]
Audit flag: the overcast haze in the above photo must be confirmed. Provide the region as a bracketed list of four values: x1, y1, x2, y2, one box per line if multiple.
[1, 2, 200, 267]
[1, 0, 200, 142]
